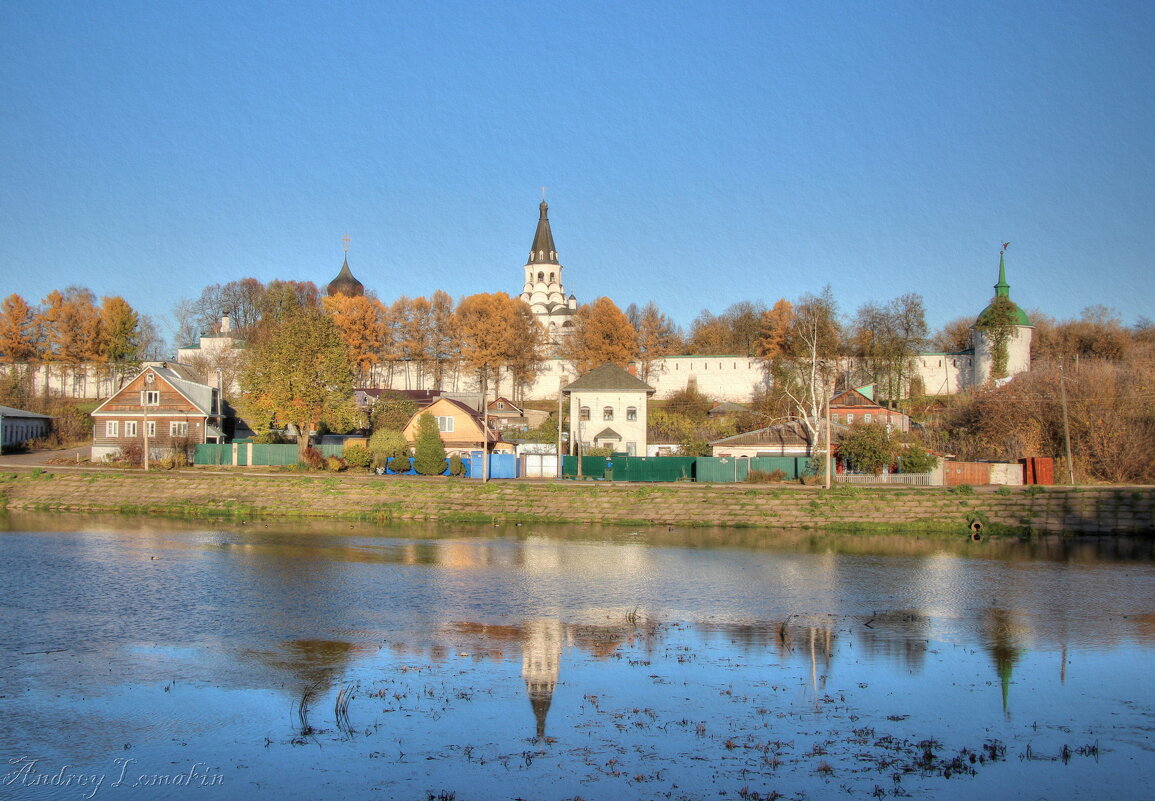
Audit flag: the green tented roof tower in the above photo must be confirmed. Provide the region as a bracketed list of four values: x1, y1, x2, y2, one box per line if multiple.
[976, 250, 1031, 327]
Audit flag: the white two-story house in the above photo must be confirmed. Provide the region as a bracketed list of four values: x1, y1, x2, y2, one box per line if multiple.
[562, 363, 655, 456]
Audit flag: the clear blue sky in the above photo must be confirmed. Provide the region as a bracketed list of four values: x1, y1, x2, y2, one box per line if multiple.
[2, 0, 1152, 345]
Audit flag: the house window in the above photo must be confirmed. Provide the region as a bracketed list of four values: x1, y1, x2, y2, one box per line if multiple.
[106, 420, 119, 437]
[603, 407, 614, 421]
[847, 414, 855, 424]
[141, 390, 160, 406]
[626, 407, 637, 421]
[864, 413, 872, 424]
[435, 416, 454, 433]
[146, 421, 156, 438]
[496, 402, 505, 410]
[170, 422, 189, 437]
[124, 421, 138, 437]
[579, 406, 590, 422]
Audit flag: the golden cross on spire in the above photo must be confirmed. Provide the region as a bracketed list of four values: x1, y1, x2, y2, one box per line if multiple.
[341, 233, 351, 253]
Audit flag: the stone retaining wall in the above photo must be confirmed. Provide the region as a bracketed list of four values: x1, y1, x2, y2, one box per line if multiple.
[3, 468, 1153, 534]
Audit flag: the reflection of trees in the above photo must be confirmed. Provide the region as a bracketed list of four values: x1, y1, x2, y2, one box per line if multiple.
[981, 608, 1026, 718]
[246, 639, 362, 697]
[856, 610, 929, 672]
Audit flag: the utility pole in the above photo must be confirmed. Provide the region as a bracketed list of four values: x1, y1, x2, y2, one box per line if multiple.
[823, 389, 832, 490]
[556, 377, 564, 479]
[482, 376, 490, 483]
[142, 400, 150, 471]
[1059, 363, 1075, 484]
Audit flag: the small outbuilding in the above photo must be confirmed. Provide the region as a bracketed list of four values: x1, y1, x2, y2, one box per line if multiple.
[0, 405, 52, 451]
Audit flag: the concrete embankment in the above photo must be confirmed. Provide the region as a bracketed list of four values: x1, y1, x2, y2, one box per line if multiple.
[2, 467, 1153, 534]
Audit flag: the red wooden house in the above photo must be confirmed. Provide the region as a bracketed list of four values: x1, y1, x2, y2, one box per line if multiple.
[828, 385, 911, 432]
[90, 362, 224, 462]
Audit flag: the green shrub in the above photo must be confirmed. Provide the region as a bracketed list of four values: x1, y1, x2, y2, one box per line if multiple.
[840, 422, 896, 475]
[898, 445, 938, 474]
[448, 454, 465, 476]
[387, 455, 411, 474]
[948, 483, 974, 495]
[368, 428, 410, 470]
[995, 485, 1012, 496]
[413, 412, 448, 475]
[254, 430, 289, 444]
[583, 446, 614, 458]
[325, 456, 346, 472]
[344, 443, 372, 469]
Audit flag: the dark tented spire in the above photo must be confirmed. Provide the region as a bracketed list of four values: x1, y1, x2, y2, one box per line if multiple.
[528, 200, 559, 265]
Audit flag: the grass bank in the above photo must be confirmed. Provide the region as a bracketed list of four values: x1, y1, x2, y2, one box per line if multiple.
[0, 467, 1152, 535]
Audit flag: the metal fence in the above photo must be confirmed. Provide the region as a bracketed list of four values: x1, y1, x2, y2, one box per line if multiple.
[194, 442, 346, 467]
[696, 456, 810, 483]
[561, 455, 696, 482]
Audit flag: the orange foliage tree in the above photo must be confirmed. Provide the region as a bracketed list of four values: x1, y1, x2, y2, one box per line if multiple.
[561, 296, 638, 373]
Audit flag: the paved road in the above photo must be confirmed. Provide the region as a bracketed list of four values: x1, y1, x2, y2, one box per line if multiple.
[0, 446, 89, 468]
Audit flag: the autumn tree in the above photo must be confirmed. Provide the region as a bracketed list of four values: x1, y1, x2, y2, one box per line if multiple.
[1031, 306, 1132, 364]
[687, 310, 731, 355]
[98, 296, 141, 362]
[0, 294, 41, 362]
[370, 393, 419, 432]
[41, 287, 102, 362]
[427, 290, 459, 390]
[239, 307, 359, 456]
[757, 299, 793, 360]
[688, 301, 766, 355]
[632, 301, 682, 380]
[187, 278, 266, 340]
[849, 293, 928, 401]
[390, 295, 436, 388]
[930, 317, 974, 353]
[455, 292, 544, 403]
[773, 287, 842, 446]
[257, 280, 322, 333]
[323, 294, 387, 382]
[561, 296, 638, 373]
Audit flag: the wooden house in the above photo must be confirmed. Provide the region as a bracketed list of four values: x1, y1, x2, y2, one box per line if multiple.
[90, 362, 223, 462]
[709, 418, 848, 458]
[829, 385, 911, 432]
[402, 397, 511, 456]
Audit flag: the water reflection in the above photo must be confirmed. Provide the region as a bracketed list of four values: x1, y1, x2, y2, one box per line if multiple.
[3, 515, 1155, 800]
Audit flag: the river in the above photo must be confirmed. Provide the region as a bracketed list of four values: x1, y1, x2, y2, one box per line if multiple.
[2, 514, 1153, 800]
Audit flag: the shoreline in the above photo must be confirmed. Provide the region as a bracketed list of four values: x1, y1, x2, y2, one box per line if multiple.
[1, 465, 1152, 535]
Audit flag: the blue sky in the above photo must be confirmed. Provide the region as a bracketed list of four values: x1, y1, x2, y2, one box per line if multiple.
[2, 0, 1152, 345]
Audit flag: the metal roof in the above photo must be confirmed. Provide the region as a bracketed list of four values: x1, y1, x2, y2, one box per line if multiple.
[562, 363, 655, 394]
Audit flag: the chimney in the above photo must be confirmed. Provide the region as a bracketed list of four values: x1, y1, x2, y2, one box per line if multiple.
[626, 362, 638, 377]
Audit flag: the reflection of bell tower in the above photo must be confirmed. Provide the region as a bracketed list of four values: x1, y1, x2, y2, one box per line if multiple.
[521, 618, 564, 740]
[982, 608, 1024, 719]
